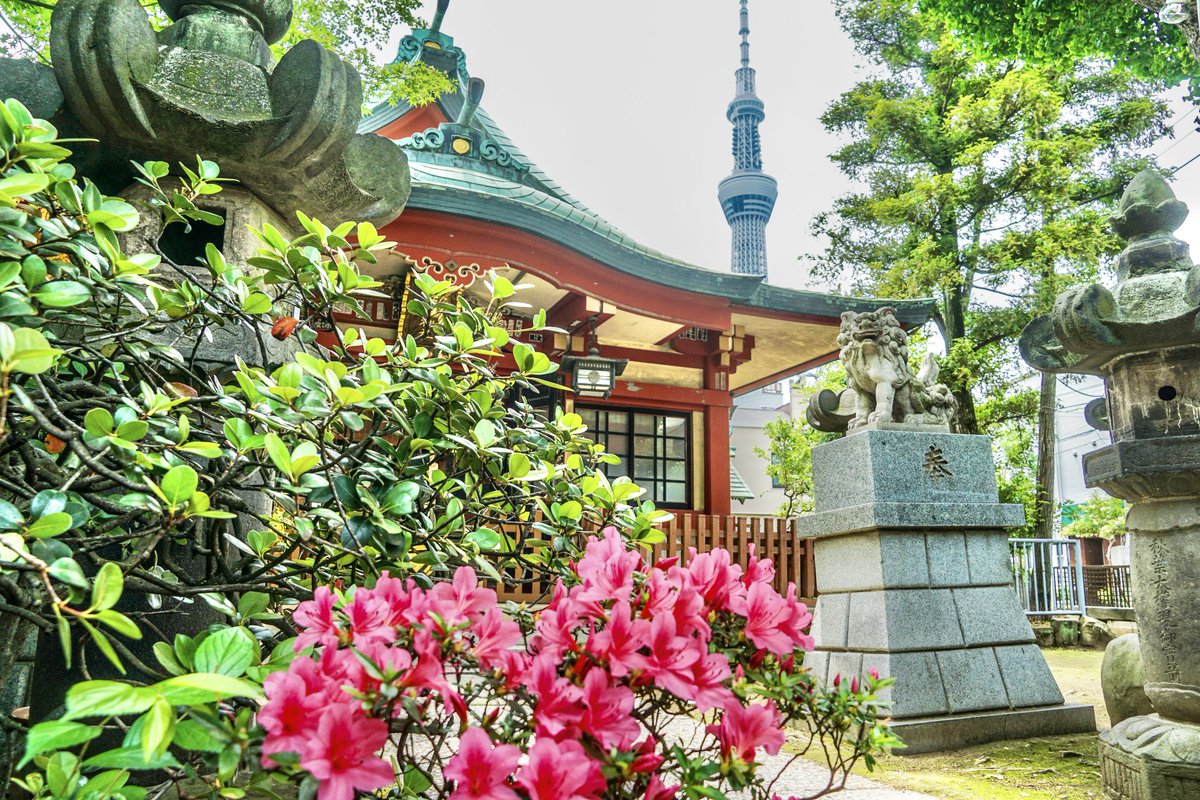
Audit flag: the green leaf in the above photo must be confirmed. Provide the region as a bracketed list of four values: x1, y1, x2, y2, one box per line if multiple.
[0, 499, 23, 530]
[262, 433, 292, 475]
[84, 407, 115, 437]
[193, 627, 254, 677]
[20, 720, 102, 767]
[90, 562, 124, 611]
[473, 419, 496, 447]
[33, 281, 90, 308]
[237, 591, 270, 619]
[465, 528, 501, 550]
[81, 619, 125, 674]
[26, 511, 72, 539]
[4, 325, 61, 374]
[158, 673, 263, 704]
[115, 420, 149, 442]
[160, 465, 198, 509]
[241, 292, 272, 315]
[141, 699, 175, 761]
[94, 609, 141, 640]
[83, 746, 180, 770]
[48, 557, 88, 589]
[0, 171, 50, 200]
[65, 681, 156, 720]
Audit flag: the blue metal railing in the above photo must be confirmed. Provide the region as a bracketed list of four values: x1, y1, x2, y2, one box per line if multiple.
[1009, 538, 1087, 616]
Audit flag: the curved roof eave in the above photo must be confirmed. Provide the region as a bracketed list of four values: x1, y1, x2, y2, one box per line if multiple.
[404, 172, 933, 327]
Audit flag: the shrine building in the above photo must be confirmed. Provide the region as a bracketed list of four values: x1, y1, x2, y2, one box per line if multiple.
[341, 2, 930, 516]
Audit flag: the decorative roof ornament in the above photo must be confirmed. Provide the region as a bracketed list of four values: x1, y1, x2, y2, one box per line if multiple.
[394, 0, 470, 82]
[7, 0, 410, 225]
[398, 78, 530, 180]
[718, 0, 778, 279]
[1020, 170, 1199, 376]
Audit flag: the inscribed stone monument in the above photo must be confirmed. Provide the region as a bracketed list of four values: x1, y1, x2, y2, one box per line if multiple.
[803, 324, 1095, 754]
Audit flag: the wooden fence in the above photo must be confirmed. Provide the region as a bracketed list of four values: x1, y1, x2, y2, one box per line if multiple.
[496, 513, 815, 605]
[1082, 564, 1133, 610]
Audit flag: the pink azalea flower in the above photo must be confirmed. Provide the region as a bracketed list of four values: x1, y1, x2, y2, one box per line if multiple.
[259, 668, 326, 760]
[742, 543, 776, 588]
[579, 668, 640, 751]
[298, 703, 393, 800]
[533, 591, 583, 660]
[641, 568, 681, 618]
[671, 583, 710, 642]
[779, 583, 815, 651]
[445, 727, 522, 800]
[515, 738, 606, 800]
[734, 581, 796, 656]
[629, 613, 702, 699]
[528, 654, 585, 739]
[371, 572, 429, 627]
[400, 628, 464, 716]
[293, 586, 340, 651]
[575, 527, 642, 605]
[429, 566, 496, 627]
[706, 700, 786, 762]
[681, 548, 745, 612]
[643, 773, 680, 800]
[343, 590, 395, 648]
[471, 606, 523, 670]
[687, 651, 734, 711]
[587, 600, 647, 677]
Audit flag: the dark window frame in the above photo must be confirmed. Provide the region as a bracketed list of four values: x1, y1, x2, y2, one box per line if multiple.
[578, 406, 693, 509]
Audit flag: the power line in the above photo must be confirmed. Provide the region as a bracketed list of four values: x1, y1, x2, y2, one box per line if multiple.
[1157, 127, 1198, 157]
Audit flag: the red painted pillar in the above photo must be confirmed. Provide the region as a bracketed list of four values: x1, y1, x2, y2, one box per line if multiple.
[704, 361, 733, 516]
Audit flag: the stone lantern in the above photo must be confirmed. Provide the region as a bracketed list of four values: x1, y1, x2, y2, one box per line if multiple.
[1020, 170, 1200, 799]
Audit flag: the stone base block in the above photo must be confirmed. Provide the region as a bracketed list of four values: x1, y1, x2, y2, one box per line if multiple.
[1100, 715, 1200, 799]
[890, 703, 1096, 755]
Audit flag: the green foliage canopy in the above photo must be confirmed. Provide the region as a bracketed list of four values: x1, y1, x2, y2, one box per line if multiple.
[812, 0, 1169, 438]
[922, 0, 1200, 90]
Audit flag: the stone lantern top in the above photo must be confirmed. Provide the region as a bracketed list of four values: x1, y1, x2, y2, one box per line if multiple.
[1019, 170, 1198, 377]
[0, 0, 410, 226]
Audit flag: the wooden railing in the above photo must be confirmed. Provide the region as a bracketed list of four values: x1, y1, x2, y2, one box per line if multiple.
[1083, 564, 1133, 610]
[496, 514, 815, 605]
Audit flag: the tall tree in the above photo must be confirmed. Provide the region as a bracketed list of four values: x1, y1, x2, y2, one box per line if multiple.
[811, 0, 1169, 534]
[0, 0, 453, 106]
[921, 0, 1200, 89]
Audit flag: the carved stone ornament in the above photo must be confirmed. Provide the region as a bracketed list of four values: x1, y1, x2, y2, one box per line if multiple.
[807, 307, 957, 433]
[0, 0, 410, 226]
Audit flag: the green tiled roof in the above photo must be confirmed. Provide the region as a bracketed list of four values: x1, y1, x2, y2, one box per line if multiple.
[730, 461, 755, 503]
[360, 31, 934, 326]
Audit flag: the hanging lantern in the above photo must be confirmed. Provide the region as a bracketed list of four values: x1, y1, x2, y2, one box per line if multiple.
[564, 315, 627, 399]
[1160, 1, 1191, 24]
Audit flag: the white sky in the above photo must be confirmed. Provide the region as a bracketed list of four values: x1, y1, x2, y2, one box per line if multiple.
[393, 1, 1200, 293]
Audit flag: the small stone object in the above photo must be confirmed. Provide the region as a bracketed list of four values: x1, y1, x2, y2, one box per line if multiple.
[1102, 634, 1154, 726]
[1082, 616, 1116, 649]
[807, 307, 956, 433]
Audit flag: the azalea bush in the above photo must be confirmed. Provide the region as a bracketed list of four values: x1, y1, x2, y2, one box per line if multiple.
[255, 528, 895, 800]
[0, 99, 898, 799]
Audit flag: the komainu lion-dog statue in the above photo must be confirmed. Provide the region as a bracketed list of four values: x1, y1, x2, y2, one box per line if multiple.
[807, 308, 957, 433]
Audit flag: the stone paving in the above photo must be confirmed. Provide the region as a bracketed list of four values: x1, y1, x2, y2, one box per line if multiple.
[742, 739, 936, 800]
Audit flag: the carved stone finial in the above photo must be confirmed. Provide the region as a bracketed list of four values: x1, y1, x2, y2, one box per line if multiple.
[807, 308, 957, 434]
[1019, 169, 1200, 378]
[1109, 169, 1188, 241]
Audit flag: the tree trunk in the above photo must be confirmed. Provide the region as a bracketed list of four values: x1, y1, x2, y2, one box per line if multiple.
[1034, 371, 1057, 538]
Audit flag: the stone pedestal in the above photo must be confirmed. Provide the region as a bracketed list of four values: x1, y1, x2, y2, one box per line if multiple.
[796, 428, 1095, 754]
